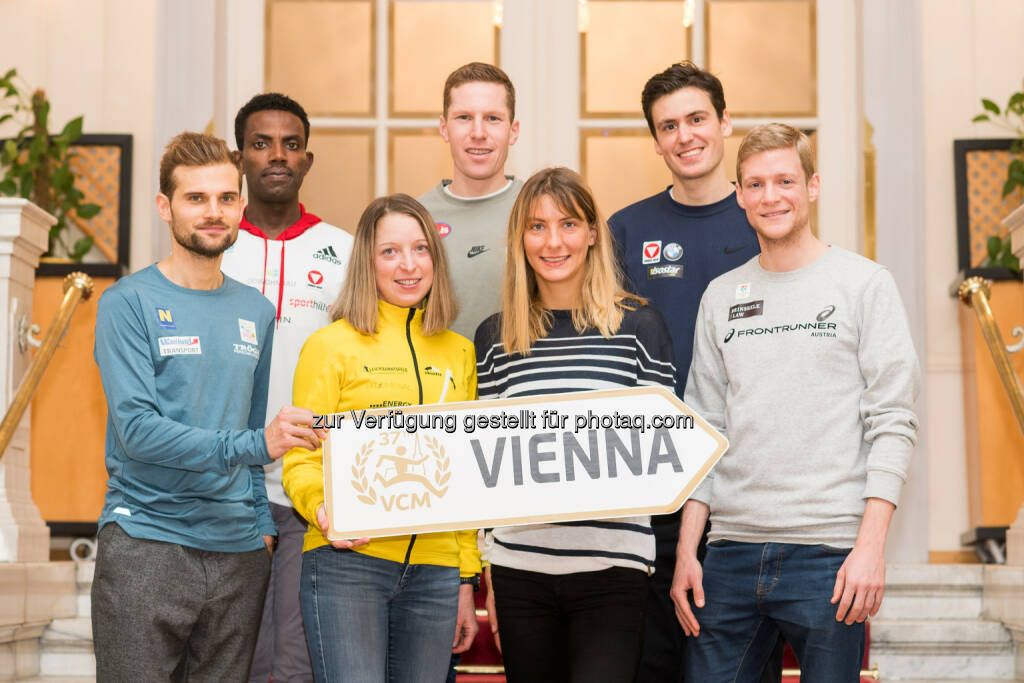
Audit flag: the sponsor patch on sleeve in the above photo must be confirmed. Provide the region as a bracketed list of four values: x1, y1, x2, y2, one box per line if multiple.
[728, 299, 764, 320]
[158, 336, 202, 356]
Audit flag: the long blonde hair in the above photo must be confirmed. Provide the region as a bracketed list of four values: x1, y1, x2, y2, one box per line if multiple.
[501, 167, 642, 355]
[331, 194, 457, 336]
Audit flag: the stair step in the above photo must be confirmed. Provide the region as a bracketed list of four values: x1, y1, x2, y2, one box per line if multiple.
[37, 651, 96, 679]
[879, 565, 986, 621]
[24, 562, 1021, 682]
[869, 653, 1016, 681]
[886, 564, 984, 589]
[871, 618, 1013, 651]
[40, 618, 92, 646]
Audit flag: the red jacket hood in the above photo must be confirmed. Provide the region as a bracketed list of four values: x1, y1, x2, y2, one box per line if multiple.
[239, 204, 322, 241]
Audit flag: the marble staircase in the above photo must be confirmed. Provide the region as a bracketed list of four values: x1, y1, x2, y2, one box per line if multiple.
[34, 562, 94, 680]
[871, 564, 1019, 680]
[7, 561, 1024, 681]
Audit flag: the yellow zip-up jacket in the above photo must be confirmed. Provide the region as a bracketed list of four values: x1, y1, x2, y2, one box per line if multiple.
[283, 300, 481, 576]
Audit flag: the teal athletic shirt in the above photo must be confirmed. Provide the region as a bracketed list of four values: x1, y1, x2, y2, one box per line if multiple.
[94, 264, 277, 552]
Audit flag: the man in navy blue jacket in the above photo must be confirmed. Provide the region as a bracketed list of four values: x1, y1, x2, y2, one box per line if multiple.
[92, 132, 324, 682]
[607, 62, 767, 683]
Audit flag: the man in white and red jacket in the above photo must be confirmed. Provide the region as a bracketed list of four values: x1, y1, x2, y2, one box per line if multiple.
[221, 93, 353, 683]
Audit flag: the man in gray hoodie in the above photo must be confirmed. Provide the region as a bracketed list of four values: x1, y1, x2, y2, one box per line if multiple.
[672, 123, 920, 681]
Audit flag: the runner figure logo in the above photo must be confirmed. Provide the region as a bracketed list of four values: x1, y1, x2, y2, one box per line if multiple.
[350, 432, 451, 510]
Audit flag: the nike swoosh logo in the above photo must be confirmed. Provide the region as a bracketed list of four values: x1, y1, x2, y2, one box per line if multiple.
[724, 246, 745, 254]
[467, 246, 489, 258]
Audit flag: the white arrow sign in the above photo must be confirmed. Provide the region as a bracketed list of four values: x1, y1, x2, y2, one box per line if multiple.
[323, 386, 727, 540]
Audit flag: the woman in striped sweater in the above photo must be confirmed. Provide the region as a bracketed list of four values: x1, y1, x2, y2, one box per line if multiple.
[474, 167, 677, 683]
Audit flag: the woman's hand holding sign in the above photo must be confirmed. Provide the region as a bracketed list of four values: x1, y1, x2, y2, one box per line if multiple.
[315, 504, 370, 549]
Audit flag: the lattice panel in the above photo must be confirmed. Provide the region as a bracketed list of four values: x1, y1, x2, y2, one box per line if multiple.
[69, 145, 120, 262]
[965, 150, 1020, 267]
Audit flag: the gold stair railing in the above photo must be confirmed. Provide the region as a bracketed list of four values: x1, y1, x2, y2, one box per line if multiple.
[0, 271, 94, 461]
[958, 276, 1024, 436]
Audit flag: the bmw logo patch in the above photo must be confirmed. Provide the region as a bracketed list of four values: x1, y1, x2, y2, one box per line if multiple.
[664, 242, 683, 261]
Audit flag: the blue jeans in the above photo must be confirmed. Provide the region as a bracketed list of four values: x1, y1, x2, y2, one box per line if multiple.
[687, 541, 865, 682]
[300, 546, 459, 683]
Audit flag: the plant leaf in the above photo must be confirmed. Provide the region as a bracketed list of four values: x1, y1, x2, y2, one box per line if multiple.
[70, 236, 93, 261]
[60, 116, 83, 143]
[76, 202, 101, 219]
[1, 68, 15, 81]
[972, 114, 990, 122]
[1009, 158, 1024, 182]
[0, 179, 16, 196]
[987, 235, 1002, 259]
[3, 139, 17, 163]
[1002, 178, 1020, 198]
[19, 172, 33, 199]
[982, 98, 1001, 115]
[1008, 91, 1024, 114]
[51, 165, 72, 193]
[28, 134, 46, 162]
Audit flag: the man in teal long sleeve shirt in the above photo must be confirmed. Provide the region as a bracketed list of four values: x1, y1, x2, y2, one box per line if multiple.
[92, 132, 325, 682]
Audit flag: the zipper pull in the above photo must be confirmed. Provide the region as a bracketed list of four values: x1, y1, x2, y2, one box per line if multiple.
[438, 369, 453, 403]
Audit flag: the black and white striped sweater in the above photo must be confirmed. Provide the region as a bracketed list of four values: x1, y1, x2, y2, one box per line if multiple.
[473, 304, 676, 575]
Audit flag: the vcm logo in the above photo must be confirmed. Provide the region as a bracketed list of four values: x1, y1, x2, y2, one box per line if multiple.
[351, 433, 451, 511]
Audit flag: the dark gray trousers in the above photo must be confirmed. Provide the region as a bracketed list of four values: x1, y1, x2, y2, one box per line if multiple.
[92, 523, 270, 682]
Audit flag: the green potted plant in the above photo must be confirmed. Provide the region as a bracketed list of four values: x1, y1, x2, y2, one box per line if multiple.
[0, 68, 101, 261]
[973, 83, 1023, 273]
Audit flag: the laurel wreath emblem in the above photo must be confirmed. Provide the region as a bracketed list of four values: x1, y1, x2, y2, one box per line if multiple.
[350, 441, 377, 505]
[349, 434, 452, 507]
[423, 434, 451, 497]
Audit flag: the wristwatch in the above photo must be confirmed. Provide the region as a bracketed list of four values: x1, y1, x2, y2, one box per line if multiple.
[459, 574, 481, 591]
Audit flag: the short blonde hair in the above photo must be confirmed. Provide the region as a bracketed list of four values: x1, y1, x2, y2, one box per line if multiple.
[443, 62, 515, 120]
[500, 167, 643, 355]
[159, 132, 240, 196]
[331, 194, 457, 336]
[736, 123, 815, 183]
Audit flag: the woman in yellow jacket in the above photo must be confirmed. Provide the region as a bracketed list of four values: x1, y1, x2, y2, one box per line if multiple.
[283, 194, 481, 683]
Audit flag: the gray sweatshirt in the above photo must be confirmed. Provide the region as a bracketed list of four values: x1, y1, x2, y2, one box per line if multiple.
[419, 177, 523, 339]
[684, 246, 920, 547]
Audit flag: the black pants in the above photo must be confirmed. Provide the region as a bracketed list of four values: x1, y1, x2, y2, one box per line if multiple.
[492, 564, 648, 683]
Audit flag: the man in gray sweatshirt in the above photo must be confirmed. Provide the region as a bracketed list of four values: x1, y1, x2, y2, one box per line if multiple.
[419, 62, 523, 340]
[671, 123, 920, 681]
